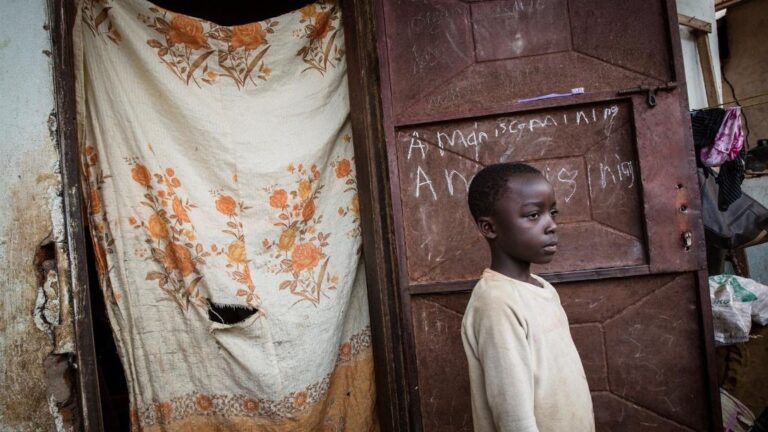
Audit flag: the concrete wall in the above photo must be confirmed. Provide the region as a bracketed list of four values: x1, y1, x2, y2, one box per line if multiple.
[0, 0, 75, 430]
[677, 0, 723, 109]
[721, 0, 768, 148]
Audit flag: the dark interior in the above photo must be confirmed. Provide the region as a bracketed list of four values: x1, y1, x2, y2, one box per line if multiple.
[147, 0, 315, 26]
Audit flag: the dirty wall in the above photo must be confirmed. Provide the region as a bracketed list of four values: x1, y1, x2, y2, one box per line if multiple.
[0, 0, 75, 430]
[720, 0, 768, 284]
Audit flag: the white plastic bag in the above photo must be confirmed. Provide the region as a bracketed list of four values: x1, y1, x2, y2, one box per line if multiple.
[721, 388, 755, 432]
[709, 274, 768, 346]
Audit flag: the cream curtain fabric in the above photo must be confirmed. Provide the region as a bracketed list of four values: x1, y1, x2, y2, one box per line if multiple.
[74, 0, 376, 430]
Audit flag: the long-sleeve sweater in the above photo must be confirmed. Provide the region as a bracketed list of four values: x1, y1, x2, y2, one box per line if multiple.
[461, 269, 595, 432]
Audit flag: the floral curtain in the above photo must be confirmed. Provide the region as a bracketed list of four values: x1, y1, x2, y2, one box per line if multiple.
[74, 0, 376, 430]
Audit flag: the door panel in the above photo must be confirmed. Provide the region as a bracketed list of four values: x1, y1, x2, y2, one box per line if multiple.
[383, 0, 676, 124]
[396, 99, 649, 283]
[365, 0, 719, 429]
[412, 274, 710, 431]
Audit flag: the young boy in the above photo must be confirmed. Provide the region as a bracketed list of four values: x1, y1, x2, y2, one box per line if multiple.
[461, 163, 595, 432]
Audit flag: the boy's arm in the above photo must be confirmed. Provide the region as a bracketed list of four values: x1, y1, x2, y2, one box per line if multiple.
[474, 305, 538, 432]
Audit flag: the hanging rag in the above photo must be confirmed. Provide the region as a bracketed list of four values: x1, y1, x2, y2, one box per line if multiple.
[74, 0, 376, 430]
[691, 107, 726, 165]
[700, 107, 744, 167]
[717, 156, 746, 211]
[691, 107, 746, 211]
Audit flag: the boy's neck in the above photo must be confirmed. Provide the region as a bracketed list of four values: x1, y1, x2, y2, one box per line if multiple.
[489, 250, 539, 287]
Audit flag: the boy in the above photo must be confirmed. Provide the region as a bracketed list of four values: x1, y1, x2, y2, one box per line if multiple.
[461, 163, 595, 432]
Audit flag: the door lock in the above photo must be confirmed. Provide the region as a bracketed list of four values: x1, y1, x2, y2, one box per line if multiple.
[618, 81, 678, 107]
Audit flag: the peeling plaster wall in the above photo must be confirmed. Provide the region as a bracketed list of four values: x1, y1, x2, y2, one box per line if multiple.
[0, 0, 74, 431]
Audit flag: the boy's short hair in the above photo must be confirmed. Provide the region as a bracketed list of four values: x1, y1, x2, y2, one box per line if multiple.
[467, 163, 543, 221]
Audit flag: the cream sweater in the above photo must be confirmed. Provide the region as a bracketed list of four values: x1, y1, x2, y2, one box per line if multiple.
[461, 269, 595, 432]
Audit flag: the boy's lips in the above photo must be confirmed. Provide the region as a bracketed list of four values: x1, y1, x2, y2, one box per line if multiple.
[542, 241, 558, 253]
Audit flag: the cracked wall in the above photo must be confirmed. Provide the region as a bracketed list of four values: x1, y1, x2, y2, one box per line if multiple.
[0, 0, 76, 430]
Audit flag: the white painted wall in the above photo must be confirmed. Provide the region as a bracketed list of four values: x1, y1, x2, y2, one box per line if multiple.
[0, 0, 70, 430]
[677, 0, 723, 109]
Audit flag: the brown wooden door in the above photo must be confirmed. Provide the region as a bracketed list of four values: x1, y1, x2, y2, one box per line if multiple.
[343, 0, 721, 430]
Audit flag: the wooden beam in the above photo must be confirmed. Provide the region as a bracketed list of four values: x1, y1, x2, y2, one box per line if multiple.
[716, 0, 746, 11]
[695, 31, 720, 107]
[678, 13, 712, 33]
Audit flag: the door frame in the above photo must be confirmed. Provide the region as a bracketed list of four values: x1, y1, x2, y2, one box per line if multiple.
[49, 0, 105, 430]
[51, 0, 409, 430]
[340, 1, 411, 430]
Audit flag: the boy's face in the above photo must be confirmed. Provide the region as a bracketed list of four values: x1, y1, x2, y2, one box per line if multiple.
[478, 175, 559, 264]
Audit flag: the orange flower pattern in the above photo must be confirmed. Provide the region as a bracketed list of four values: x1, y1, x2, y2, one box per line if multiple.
[215, 194, 237, 216]
[243, 398, 259, 413]
[334, 158, 351, 178]
[135, 327, 371, 425]
[296, 2, 344, 75]
[167, 15, 207, 49]
[333, 153, 362, 241]
[164, 242, 196, 277]
[173, 197, 190, 223]
[126, 157, 208, 311]
[292, 243, 322, 272]
[210, 191, 262, 309]
[89, 188, 102, 214]
[132, 164, 152, 187]
[261, 162, 340, 306]
[81, 145, 120, 303]
[269, 189, 288, 209]
[231, 23, 267, 50]
[195, 394, 213, 412]
[82, 0, 121, 44]
[139, 8, 278, 89]
[156, 401, 173, 424]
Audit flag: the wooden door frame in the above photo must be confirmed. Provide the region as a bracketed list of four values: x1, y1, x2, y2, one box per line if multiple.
[340, 1, 410, 430]
[51, 0, 409, 430]
[49, 0, 105, 430]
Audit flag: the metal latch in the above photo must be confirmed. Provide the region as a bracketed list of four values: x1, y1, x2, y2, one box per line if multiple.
[618, 81, 677, 107]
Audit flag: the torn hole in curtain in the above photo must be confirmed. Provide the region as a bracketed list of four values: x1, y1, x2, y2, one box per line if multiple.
[207, 299, 259, 325]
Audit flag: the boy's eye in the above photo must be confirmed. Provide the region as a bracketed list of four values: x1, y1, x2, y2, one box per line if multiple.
[550, 209, 559, 218]
[527, 212, 540, 220]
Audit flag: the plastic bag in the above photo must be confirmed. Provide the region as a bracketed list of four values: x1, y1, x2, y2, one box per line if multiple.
[709, 274, 768, 346]
[721, 388, 755, 432]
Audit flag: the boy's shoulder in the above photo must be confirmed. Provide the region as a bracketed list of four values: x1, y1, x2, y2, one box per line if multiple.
[466, 271, 556, 313]
[466, 271, 526, 312]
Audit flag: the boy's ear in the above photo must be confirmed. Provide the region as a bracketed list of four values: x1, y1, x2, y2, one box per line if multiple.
[476, 216, 497, 240]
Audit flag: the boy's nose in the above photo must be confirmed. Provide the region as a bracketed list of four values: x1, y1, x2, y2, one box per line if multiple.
[545, 218, 557, 234]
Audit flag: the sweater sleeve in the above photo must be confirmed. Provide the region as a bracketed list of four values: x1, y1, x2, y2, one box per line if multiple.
[473, 303, 538, 432]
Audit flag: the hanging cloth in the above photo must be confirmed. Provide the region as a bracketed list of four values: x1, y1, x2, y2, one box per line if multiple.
[692, 107, 746, 211]
[74, 0, 376, 430]
[700, 107, 745, 167]
[690, 107, 726, 167]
